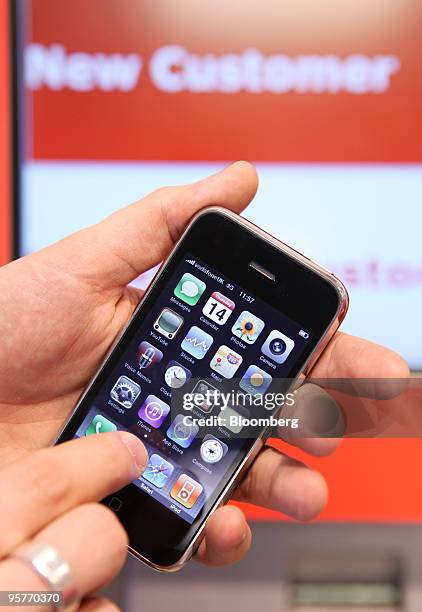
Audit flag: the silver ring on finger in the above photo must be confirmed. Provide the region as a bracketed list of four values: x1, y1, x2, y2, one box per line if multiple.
[10, 542, 80, 612]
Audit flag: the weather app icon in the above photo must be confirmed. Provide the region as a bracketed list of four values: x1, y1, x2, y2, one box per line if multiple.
[181, 326, 214, 359]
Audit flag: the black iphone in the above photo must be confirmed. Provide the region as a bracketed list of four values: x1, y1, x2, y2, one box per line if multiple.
[56, 207, 348, 571]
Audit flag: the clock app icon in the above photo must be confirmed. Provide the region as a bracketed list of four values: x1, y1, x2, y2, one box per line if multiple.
[164, 361, 192, 389]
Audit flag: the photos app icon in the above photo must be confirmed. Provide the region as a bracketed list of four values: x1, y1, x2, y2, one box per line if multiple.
[231, 311, 265, 344]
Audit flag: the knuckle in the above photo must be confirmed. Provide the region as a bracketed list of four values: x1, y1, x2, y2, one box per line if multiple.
[151, 185, 174, 201]
[28, 450, 72, 507]
[88, 597, 120, 612]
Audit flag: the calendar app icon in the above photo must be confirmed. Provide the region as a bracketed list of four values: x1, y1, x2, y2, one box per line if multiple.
[202, 292, 235, 325]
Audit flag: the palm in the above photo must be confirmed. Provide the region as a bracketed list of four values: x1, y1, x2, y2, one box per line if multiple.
[0, 254, 143, 463]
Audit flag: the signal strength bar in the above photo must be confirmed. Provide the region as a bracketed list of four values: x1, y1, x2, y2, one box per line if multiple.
[186, 258, 196, 265]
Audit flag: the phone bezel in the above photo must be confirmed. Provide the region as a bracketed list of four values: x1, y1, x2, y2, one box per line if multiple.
[55, 207, 348, 571]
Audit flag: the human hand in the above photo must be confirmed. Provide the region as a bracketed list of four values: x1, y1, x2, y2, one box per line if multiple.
[0, 431, 147, 611]
[0, 161, 409, 567]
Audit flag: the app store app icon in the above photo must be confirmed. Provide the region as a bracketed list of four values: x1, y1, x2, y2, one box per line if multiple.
[167, 414, 199, 449]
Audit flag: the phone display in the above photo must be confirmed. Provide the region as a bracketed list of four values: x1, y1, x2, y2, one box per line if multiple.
[57, 209, 347, 569]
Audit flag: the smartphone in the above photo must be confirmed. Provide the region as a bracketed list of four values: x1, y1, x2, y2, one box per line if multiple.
[56, 207, 348, 571]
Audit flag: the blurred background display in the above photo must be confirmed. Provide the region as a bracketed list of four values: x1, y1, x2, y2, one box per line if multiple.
[16, 0, 422, 369]
[4, 3, 422, 609]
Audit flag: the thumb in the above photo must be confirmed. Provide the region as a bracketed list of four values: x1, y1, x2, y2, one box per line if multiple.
[35, 161, 258, 288]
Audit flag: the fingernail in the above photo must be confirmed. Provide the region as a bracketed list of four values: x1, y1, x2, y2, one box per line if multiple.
[117, 431, 147, 477]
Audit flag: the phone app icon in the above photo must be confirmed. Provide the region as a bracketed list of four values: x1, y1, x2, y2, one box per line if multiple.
[153, 308, 184, 339]
[181, 326, 214, 359]
[85, 414, 117, 436]
[136, 341, 163, 370]
[231, 311, 265, 344]
[261, 330, 295, 364]
[174, 273, 206, 306]
[200, 435, 228, 464]
[239, 364, 272, 396]
[138, 395, 170, 428]
[167, 414, 199, 448]
[202, 291, 235, 325]
[191, 380, 219, 413]
[142, 453, 174, 489]
[219, 405, 249, 434]
[164, 361, 192, 389]
[110, 376, 141, 409]
[171, 474, 203, 509]
[210, 345, 243, 378]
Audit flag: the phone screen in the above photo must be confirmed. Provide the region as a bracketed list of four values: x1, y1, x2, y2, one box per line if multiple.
[73, 253, 311, 523]
[58, 210, 344, 566]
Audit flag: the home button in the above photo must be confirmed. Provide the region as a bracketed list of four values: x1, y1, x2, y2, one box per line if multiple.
[109, 497, 123, 512]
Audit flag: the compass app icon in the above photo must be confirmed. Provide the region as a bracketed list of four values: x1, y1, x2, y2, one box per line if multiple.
[181, 326, 214, 359]
[200, 435, 228, 464]
[142, 454, 174, 489]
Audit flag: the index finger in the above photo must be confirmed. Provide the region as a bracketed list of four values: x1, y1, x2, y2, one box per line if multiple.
[0, 431, 147, 558]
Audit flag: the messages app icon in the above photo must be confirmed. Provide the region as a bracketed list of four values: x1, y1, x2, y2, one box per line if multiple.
[174, 273, 206, 306]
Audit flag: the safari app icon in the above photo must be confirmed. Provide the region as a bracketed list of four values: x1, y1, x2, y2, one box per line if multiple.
[174, 273, 206, 306]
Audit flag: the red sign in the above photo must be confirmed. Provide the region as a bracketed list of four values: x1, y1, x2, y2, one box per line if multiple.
[27, 0, 422, 161]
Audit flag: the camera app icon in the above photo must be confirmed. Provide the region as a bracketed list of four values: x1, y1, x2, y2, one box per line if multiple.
[261, 330, 295, 364]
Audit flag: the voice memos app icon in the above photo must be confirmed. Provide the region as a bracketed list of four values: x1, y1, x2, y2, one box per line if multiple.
[181, 326, 214, 359]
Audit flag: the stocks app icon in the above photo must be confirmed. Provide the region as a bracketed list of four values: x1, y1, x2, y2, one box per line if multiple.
[181, 326, 214, 359]
[138, 395, 170, 428]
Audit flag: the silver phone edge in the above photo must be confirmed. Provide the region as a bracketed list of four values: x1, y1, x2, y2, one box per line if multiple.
[53, 205, 349, 573]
